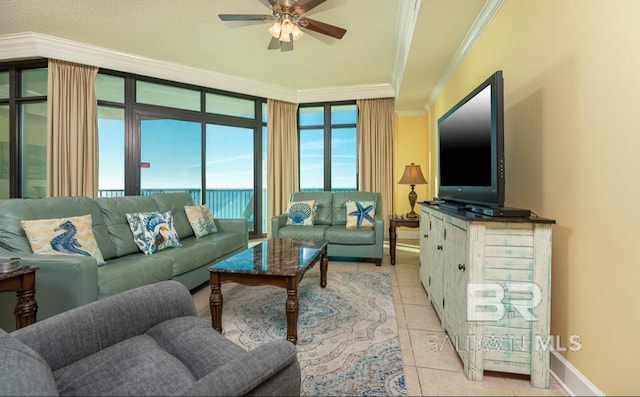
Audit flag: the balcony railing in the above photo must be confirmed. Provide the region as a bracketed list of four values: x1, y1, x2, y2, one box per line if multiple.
[98, 188, 254, 222]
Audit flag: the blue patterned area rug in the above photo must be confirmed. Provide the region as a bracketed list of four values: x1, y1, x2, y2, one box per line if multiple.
[199, 270, 406, 396]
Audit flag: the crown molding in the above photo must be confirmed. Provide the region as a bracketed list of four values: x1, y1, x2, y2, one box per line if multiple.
[0, 32, 395, 104]
[426, 0, 505, 109]
[391, 0, 421, 101]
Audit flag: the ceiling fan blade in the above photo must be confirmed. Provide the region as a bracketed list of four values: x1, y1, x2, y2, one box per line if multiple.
[297, 0, 327, 14]
[257, 0, 277, 9]
[268, 37, 281, 50]
[218, 14, 274, 21]
[280, 39, 294, 52]
[299, 17, 346, 39]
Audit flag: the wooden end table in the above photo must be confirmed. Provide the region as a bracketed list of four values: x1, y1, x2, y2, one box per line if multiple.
[0, 265, 39, 329]
[389, 216, 420, 265]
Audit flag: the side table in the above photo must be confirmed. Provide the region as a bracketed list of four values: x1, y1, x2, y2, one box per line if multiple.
[389, 216, 420, 265]
[0, 265, 39, 329]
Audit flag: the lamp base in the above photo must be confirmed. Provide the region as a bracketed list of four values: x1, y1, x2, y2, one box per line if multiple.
[405, 211, 419, 219]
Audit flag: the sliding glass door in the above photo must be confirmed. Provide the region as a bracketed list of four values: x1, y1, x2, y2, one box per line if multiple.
[140, 116, 202, 204]
[206, 124, 255, 232]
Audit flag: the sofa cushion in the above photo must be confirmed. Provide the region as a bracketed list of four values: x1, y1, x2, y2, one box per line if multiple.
[0, 329, 59, 396]
[184, 204, 218, 238]
[325, 225, 376, 245]
[197, 231, 247, 258]
[21, 214, 106, 265]
[97, 195, 160, 258]
[332, 192, 380, 225]
[285, 199, 315, 226]
[345, 200, 376, 229]
[151, 192, 196, 240]
[0, 196, 115, 259]
[97, 255, 174, 299]
[277, 225, 329, 241]
[289, 192, 333, 225]
[53, 334, 195, 396]
[154, 237, 218, 277]
[126, 211, 182, 255]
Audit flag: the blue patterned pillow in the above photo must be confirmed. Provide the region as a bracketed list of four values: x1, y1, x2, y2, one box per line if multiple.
[126, 211, 182, 255]
[285, 200, 316, 226]
[346, 200, 376, 228]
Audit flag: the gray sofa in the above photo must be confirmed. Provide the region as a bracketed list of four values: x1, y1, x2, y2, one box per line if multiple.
[0, 280, 301, 396]
[0, 192, 248, 331]
[272, 191, 383, 265]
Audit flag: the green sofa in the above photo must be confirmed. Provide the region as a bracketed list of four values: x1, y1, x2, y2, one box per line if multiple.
[0, 192, 248, 331]
[271, 191, 383, 266]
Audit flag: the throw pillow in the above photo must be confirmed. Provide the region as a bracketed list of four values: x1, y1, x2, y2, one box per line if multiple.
[21, 214, 106, 265]
[285, 200, 316, 226]
[126, 211, 182, 255]
[184, 204, 218, 238]
[346, 200, 376, 229]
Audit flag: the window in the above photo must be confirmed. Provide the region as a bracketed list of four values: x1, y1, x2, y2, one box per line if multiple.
[0, 61, 48, 198]
[96, 72, 267, 238]
[298, 102, 357, 192]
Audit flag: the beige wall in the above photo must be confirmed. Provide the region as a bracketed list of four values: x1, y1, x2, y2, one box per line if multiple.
[393, 113, 430, 219]
[419, 0, 640, 394]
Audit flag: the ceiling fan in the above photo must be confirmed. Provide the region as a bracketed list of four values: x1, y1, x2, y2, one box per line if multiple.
[218, 0, 347, 52]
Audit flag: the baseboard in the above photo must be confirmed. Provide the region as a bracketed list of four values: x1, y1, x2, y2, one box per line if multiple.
[550, 349, 604, 396]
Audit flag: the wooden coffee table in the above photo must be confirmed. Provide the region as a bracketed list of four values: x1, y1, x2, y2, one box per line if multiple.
[209, 238, 328, 344]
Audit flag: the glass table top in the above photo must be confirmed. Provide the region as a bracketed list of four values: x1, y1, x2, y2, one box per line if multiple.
[210, 238, 327, 276]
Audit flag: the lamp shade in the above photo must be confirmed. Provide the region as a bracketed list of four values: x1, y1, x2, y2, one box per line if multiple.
[398, 163, 427, 185]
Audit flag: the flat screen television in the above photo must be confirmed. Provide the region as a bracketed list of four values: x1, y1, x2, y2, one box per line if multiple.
[437, 70, 505, 208]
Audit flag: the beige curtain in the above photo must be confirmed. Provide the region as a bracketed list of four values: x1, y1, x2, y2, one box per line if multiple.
[357, 98, 395, 238]
[46, 59, 99, 198]
[267, 98, 299, 237]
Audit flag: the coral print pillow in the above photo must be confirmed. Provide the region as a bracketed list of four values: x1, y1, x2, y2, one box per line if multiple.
[285, 200, 316, 226]
[126, 211, 181, 255]
[184, 204, 218, 238]
[346, 200, 376, 229]
[21, 214, 106, 264]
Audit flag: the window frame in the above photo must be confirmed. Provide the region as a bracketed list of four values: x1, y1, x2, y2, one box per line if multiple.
[297, 100, 358, 192]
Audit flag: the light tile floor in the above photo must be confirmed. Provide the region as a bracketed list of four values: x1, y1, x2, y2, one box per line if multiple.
[192, 238, 569, 396]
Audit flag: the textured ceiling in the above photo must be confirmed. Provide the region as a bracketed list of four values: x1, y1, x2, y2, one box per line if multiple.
[0, 0, 489, 112]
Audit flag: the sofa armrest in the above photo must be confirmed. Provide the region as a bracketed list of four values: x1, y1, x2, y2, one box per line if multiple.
[12, 280, 196, 371]
[271, 214, 287, 238]
[182, 340, 300, 396]
[0, 251, 99, 331]
[214, 218, 247, 234]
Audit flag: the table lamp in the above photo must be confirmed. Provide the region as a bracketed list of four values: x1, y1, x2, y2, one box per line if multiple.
[398, 163, 428, 219]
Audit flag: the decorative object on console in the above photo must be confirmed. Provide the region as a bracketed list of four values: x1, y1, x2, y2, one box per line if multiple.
[184, 204, 218, 238]
[398, 162, 428, 219]
[285, 199, 316, 226]
[20, 214, 105, 264]
[126, 211, 182, 255]
[345, 200, 375, 228]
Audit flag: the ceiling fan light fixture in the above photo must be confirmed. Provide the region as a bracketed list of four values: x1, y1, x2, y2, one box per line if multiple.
[291, 24, 304, 40]
[268, 21, 282, 38]
[280, 18, 294, 36]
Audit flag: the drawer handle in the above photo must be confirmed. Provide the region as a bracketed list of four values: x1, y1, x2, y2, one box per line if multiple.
[458, 263, 466, 271]
[437, 245, 443, 250]
[423, 234, 428, 238]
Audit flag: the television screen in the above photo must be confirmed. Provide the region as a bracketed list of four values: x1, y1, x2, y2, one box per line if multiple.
[437, 71, 504, 208]
[439, 85, 492, 187]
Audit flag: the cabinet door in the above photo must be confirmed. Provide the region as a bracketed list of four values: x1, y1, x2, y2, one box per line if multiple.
[419, 209, 430, 289]
[444, 223, 468, 357]
[429, 214, 445, 316]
